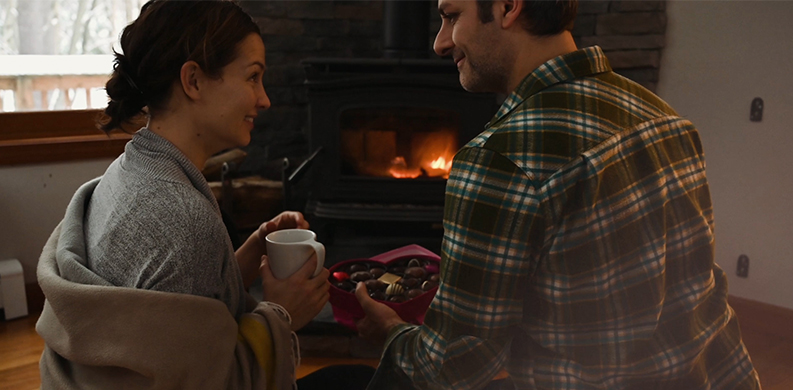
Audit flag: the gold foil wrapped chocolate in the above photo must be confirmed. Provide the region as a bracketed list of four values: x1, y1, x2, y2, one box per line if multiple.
[386, 283, 405, 296]
[378, 272, 402, 285]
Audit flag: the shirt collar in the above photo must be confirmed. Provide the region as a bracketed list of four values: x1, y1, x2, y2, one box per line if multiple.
[491, 45, 612, 124]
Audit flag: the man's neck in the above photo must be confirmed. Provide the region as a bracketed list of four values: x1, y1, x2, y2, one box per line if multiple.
[506, 31, 578, 95]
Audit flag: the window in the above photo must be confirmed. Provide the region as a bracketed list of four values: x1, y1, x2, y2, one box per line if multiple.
[0, 0, 143, 165]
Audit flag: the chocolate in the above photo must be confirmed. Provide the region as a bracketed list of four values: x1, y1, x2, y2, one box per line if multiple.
[399, 277, 420, 289]
[370, 267, 386, 279]
[329, 258, 441, 304]
[385, 283, 405, 296]
[405, 266, 427, 280]
[364, 279, 386, 292]
[350, 271, 372, 282]
[348, 263, 369, 274]
[388, 266, 406, 276]
[422, 280, 438, 291]
[334, 280, 355, 292]
[370, 290, 387, 301]
[378, 272, 402, 285]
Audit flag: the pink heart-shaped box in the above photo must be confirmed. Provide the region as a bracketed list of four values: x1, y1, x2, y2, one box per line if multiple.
[328, 244, 440, 332]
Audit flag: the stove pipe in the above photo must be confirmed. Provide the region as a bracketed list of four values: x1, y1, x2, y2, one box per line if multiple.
[383, 0, 431, 59]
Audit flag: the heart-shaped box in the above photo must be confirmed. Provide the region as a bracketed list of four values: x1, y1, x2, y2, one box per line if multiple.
[328, 244, 440, 332]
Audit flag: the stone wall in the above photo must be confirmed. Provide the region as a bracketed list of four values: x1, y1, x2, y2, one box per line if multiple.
[238, 0, 666, 178]
[575, 1, 666, 91]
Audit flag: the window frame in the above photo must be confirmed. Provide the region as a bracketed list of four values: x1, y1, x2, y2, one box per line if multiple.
[0, 109, 134, 166]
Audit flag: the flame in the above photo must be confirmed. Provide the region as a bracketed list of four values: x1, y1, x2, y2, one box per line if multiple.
[386, 154, 454, 179]
[429, 156, 452, 171]
[343, 126, 457, 179]
[388, 157, 422, 179]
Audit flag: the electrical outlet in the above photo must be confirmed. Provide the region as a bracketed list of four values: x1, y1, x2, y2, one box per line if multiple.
[737, 255, 749, 278]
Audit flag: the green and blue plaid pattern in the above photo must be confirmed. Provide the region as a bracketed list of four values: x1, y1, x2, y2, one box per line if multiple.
[380, 46, 760, 390]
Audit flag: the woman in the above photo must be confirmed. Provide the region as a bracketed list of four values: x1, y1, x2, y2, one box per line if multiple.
[36, 1, 372, 389]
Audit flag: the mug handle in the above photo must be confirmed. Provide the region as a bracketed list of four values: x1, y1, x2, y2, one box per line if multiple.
[305, 240, 325, 277]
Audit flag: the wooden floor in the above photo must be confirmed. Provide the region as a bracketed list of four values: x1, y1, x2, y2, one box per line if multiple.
[1, 296, 790, 389]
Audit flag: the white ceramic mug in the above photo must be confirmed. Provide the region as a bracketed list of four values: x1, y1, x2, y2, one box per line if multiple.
[265, 229, 325, 279]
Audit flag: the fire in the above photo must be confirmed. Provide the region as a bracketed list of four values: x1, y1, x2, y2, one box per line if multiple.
[341, 124, 457, 179]
[388, 157, 421, 179]
[430, 156, 452, 171]
[386, 154, 454, 179]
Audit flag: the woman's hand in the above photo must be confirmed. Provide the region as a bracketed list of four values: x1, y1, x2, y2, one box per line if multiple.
[260, 254, 329, 331]
[237, 211, 310, 289]
[256, 211, 310, 248]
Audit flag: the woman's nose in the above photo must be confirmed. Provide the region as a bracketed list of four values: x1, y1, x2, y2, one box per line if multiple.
[257, 87, 271, 110]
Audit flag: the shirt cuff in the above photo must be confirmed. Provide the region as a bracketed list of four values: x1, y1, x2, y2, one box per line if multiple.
[385, 322, 418, 347]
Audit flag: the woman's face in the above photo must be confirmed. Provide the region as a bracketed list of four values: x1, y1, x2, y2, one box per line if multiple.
[198, 33, 270, 153]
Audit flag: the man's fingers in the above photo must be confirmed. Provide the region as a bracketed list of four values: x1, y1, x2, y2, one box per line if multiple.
[355, 282, 375, 311]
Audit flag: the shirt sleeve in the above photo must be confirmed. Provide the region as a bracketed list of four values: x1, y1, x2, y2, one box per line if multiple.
[135, 187, 231, 299]
[381, 146, 545, 389]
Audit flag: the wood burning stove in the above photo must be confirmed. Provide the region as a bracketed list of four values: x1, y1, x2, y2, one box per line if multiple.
[303, 59, 495, 206]
[294, 1, 499, 264]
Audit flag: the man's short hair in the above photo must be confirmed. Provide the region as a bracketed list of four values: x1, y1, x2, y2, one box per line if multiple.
[476, 0, 578, 36]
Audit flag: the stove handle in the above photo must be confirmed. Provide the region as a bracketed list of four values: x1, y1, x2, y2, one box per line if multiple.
[282, 146, 324, 210]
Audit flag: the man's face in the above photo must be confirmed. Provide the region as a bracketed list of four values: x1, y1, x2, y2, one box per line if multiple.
[433, 0, 510, 93]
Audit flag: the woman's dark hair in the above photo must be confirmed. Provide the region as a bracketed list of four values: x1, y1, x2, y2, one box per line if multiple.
[99, 0, 261, 132]
[476, 0, 577, 36]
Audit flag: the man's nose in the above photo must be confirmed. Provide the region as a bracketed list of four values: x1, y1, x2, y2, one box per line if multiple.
[433, 24, 453, 57]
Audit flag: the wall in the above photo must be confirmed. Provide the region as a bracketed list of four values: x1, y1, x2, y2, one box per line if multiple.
[657, 0, 793, 309]
[0, 160, 112, 284]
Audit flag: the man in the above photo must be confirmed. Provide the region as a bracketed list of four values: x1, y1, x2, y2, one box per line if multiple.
[355, 0, 761, 389]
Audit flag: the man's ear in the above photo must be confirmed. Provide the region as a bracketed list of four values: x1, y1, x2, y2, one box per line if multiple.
[180, 61, 202, 101]
[500, 0, 523, 29]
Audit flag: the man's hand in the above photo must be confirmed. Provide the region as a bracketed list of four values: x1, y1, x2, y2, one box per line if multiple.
[355, 282, 406, 344]
[256, 211, 310, 247]
[260, 254, 329, 331]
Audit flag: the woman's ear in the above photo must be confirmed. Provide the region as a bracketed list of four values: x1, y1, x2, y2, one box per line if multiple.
[500, 0, 524, 29]
[180, 61, 202, 101]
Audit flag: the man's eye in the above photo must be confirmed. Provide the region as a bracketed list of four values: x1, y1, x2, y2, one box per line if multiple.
[443, 13, 459, 22]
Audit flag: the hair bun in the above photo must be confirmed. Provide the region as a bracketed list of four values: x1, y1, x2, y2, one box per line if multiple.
[100, 54, 147, 132]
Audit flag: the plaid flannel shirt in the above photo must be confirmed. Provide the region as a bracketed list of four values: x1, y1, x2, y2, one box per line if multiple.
[377, 46, 761, 390]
